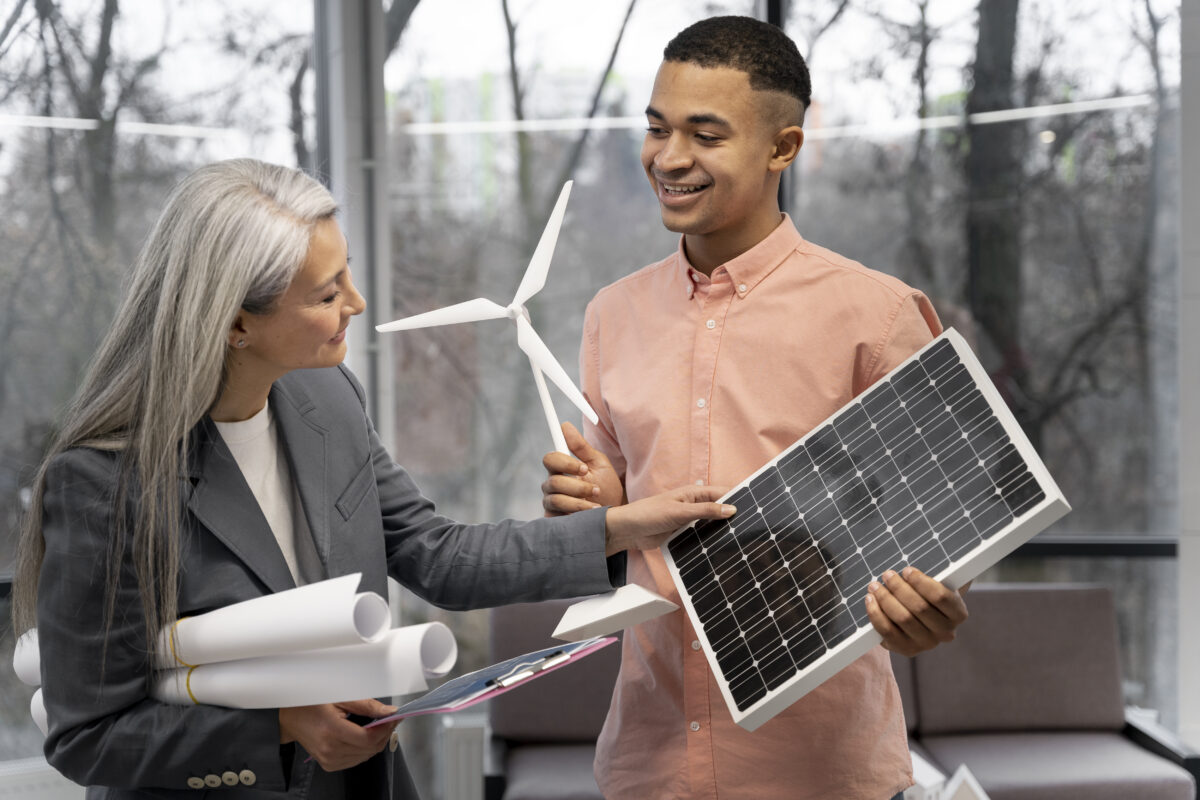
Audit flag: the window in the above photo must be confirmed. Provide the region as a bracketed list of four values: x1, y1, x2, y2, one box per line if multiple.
[0, 0, 315, 759]
[784, 0, 1181, 723]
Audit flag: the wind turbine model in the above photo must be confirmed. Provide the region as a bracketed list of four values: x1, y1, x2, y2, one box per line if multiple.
[376, 181, 592, 455]
[376, 180, 678, 641]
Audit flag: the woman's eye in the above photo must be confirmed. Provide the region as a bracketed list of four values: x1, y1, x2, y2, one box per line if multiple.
[322, 292, 341, 304]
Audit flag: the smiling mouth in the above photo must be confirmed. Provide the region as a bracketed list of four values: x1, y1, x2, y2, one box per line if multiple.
[659, 180, 710, 196]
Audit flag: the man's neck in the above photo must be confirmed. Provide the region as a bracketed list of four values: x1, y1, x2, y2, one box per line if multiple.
[683, 210, 784, 276]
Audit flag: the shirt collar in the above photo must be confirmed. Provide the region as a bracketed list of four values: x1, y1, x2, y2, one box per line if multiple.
[675, 214, 802, 299]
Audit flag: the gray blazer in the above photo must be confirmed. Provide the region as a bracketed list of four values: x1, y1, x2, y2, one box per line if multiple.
[36, 365, 618, 799]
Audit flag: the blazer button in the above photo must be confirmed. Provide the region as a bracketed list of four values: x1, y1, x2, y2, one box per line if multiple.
[389, 730, 400, 753]
[221, 771, 239, 786]
[204, 774, 222, 787]
[186, 777, 205, 789]
[239, 769, 257, 786]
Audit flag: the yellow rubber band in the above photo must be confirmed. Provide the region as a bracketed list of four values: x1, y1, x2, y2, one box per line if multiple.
[185, 666, 200, 705]
[169, 617, 196, 668]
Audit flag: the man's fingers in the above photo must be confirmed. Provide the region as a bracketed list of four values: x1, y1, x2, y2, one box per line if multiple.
[542, 474, 600, 500]
[543, 450, 587, 477]
[543, 493, 601, 515]
[904, 568, 970, 624]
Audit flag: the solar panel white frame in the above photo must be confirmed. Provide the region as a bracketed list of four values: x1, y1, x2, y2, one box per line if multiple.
[661, 328, 1070, 732]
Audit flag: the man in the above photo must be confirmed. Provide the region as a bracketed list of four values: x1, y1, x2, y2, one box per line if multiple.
[543, 16, 969, 800]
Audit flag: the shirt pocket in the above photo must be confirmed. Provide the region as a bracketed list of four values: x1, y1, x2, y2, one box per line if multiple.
[334, 459, 375, 522]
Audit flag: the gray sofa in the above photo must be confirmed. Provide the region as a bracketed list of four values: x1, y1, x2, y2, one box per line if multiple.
[486, 585, 1198, 800]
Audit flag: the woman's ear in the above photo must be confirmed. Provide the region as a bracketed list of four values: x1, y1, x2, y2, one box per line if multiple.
[228, 314, 249, 349]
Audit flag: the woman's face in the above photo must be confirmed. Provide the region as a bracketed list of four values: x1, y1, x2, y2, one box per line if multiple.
[238, 217, 365, 378]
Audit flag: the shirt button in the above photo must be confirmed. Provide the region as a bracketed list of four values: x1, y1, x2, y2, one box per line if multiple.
[203, 774, 222, 788]
[697, 398, 706, 408]
[239, 769, 257, 786]
[705, 319, 716, 329]
[692, 640, 702, 651]
[221, 771, 239, 786]
[689, 721, 701, 732]
[186, 777, 205, 790]
[694, 479, 703, 486]
[737, 283, 748, 293]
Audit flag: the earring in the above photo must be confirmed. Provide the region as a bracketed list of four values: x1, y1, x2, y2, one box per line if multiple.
[236, 339, 246, 348]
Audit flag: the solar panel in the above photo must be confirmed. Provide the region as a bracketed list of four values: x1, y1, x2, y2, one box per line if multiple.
[662, 329, 1070, 731]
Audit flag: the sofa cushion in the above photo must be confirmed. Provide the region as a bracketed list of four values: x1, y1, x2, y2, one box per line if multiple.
[489, 601, 621, 742]
[914, 584, 1125, 735]
[502, 743, 603, 800]
[919, 731, 1196, 800]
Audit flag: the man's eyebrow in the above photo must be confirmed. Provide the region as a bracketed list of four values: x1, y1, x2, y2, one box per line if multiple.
[644, 106, 732, 129]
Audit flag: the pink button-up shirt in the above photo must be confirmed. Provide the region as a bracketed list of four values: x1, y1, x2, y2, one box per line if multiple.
[583, 215, 941, 799]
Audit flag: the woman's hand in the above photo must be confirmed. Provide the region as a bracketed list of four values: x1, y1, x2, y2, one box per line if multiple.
[542, 422, 625, 515]
[278, 699, 398, 772]
[604, 486, 735, 556]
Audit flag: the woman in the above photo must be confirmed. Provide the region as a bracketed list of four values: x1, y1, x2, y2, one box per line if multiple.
[11, 159, 733, 799]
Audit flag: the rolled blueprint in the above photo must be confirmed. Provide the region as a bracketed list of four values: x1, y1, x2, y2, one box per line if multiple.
[151, 622, 456, 709]
[13, 630, 39, 686]
[31, 689, 47, 736]
[155, 573, 390, 669]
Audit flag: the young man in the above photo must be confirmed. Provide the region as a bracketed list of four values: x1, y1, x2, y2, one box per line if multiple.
[543, 16, 969, 800]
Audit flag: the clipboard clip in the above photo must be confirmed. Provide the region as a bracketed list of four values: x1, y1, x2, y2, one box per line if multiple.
[488, 650, 572, 689]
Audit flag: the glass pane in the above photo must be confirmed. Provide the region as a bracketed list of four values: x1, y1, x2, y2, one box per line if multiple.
[0, 0, 314, 761]
[785, 1, 1181, 538]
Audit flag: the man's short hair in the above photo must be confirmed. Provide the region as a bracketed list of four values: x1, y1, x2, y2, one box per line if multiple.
[664, 16, 812, 110]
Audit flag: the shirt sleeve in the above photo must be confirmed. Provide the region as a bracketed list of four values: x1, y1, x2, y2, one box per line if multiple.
[858, 290, 943, 393]
[579, 300, 628, 478]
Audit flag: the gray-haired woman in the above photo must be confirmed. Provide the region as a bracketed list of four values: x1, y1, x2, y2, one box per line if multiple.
[11, 159, 733, 799]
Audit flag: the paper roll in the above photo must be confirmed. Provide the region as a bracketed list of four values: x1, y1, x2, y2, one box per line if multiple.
[156, 573, 390, 669]
[151, 622, 457, 709]
[31, 689, 47, 735]
[13, 630, 40, 687]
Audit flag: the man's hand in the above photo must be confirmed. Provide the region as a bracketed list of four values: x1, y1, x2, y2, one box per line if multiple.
[604, 485, 734, 556]
[279, 699, 398, 772]
[864, 568, 969, 657]
[542, 422, 624, 515]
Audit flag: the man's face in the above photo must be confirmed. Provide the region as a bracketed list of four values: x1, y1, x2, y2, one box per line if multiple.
[641, 61, 785, 242]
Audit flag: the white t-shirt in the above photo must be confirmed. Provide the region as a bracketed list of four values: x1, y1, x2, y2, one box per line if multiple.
[213, 405, 312, 585]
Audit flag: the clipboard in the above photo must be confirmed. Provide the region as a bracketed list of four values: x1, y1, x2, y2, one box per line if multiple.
[364, 636, 617, 727]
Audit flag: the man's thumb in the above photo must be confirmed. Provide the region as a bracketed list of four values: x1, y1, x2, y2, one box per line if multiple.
[562, 421, 598, 461]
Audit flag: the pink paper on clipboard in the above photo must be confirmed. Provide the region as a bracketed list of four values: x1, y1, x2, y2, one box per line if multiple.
[365, 636, 617, 727]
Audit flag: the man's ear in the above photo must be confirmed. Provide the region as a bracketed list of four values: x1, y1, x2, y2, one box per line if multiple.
[769, 126, 804, 173]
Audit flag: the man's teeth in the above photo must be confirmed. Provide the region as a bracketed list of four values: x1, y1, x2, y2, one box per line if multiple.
[664, 184, 705, 195]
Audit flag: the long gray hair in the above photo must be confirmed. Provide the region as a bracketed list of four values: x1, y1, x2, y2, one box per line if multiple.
[12, 159, 338, 662]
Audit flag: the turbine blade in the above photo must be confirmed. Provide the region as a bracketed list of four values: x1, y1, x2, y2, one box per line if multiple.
[515, 315, 599, 425]
[511, 180, 573, 307]
[376, 298, 508, 332]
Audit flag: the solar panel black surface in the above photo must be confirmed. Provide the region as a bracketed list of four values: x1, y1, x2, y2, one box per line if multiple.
[664, 330, 1067, 728]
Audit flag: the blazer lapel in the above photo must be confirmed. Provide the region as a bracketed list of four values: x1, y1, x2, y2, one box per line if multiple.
[270, 379, 332, 569]
[185, 418, 296, 594]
